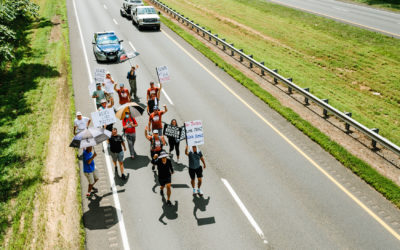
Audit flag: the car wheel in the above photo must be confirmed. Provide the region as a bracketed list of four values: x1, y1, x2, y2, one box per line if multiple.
[138, 25, 142, 31]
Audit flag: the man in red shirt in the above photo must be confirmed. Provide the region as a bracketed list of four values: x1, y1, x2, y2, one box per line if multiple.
[122, 111, 138, 159]
[148, 104, 168, 136]
[146, 81, 162, 102]
[145, 126, 166, 170]
[114, 83, 131, 105]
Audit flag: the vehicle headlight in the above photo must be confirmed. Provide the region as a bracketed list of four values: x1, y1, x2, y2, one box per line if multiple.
[95, 46, 105, 54]
[138, 18, 143, 23]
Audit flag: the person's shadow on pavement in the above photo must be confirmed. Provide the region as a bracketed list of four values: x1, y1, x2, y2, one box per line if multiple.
[159, 196, 178, 225]
[193, 196, 215, 226]
[83, 193, 118, 230]
[152, 170, 159, 193]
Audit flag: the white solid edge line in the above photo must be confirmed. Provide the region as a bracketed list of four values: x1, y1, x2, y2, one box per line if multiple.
[221, 178, 268, 244]
[103, 4, 107, 9]
[160, 29, 400, 241]
[161, 89, 174, 105]
[113, 18, 118, 25]
[72, 0, 131, 249]
[129, 41, 137, 51]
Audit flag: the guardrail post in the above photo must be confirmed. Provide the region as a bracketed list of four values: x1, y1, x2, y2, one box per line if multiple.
[249, 55, 253, 68]
[272, 69, 278, 84]
[344, 112, 352, 132]
[303, 88, 310, 105]
[371, 128, 379, 149]
[239, 49, 243, 62]
[287, 78, 293, 94]
[208, 30, 212, 41]
[260, 62, 265, 76]
[222, 39, 226, 50]
[215, 34, 218, 45]
[230, 44, 234, 56]
[322, 99, 329, 118]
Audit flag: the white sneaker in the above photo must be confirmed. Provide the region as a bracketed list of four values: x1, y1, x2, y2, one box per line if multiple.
[197, 189, 203, 197]
[192, 188, 197, 196]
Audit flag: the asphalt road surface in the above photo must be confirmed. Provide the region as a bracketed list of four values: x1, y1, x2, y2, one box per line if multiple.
[267, 0, 400, 38]
[66, 0, 400, 249]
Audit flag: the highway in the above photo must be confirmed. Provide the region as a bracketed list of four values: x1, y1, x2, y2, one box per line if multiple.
[267, 0, 400, 38]
[66, 0, 400, 248]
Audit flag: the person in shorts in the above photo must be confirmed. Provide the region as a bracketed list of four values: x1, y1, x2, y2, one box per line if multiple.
[83, 146, 99, 197]
[185, 145, 206, 196]
[108, 128, 127, 179]
[92, 83, 106, 109]
[153, 151, 174, 205]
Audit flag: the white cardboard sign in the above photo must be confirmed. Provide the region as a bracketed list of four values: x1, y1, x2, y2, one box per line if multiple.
[91, 108, 116, 127]
[156, 65, 170, 84]
[94, 68, 106, 83]
[88, 81, 97, 96]
[184, 120, 204, 147]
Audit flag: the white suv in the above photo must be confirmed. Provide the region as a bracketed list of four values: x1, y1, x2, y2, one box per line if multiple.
[131, 6, 160, 31]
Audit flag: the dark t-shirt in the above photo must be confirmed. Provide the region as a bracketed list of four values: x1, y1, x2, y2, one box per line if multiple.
[109, 135, 123, 153]
[147, 98, 158, 114]
[156, 159, 174, 179]
[188, 151, 203, 169]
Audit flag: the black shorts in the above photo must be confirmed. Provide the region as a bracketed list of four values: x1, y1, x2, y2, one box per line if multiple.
[158, 177, 171, 187]
[189, 167, 203, 180]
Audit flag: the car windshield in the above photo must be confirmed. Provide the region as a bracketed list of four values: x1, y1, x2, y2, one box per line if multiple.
[129, 0, 142, 3]
[137, 7, 156, 15]
[97, 35, 119, 45]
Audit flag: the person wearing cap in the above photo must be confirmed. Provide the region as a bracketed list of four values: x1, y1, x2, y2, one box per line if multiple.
[185, 145, 206, 197]
[127, 65, 139, 99]
[103, 72, 115, 102]
[122, 111, 138, 159]
[83, 146, 99, 197]
[146, 81, 161, 102]
[148, 104, 167, 136]
[153, 150, 174, 205]
[92, 83, 106, 109]
[98, 98, 114, 132]
[145, 126, 166, 170]
[108, 128, 127, 179]
[74, 112, 91, 135]
[114, 83, 131, 105]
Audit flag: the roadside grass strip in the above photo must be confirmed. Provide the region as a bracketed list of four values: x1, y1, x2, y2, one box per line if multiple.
[0, 0, 79, 248]
[158, 15, 400, 208]
[344, 0, 400, 12]
[158, 0, 400, 148]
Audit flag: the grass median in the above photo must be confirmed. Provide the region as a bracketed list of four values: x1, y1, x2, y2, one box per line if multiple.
[158, 10, 400, 208]
[158, 0, 400, 148]
[343, 0, 400, 12]
[0, 0, 81, 248]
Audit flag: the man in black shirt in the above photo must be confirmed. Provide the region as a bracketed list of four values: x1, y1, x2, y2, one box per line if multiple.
[108, 128, 127, 179]
[153, 151, 174, 205]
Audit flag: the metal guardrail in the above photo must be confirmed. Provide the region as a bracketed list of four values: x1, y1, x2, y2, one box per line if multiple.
[150, 0, 400, 158]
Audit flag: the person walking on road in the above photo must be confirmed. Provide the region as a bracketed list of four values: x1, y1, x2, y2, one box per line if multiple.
[146, 81, 161, 102]
[114, 83, 131, 105]
[153, 151, 174, 205]
[98, 98, 114, 132]
[185, 145, 206, 196]
[103, 72, 115, 103]
[122, 111, 138, 159]
[127, 65, 139, 99]
[148, 105, 168, 136]
[166, 119, 181, 162]
[108, 128, 127, 179]
[92, 83, 106, 109]
[147, 86, 161, 115]
[145, 126, 166, 170]
[83, 146, 99, 197]
[74, 112, 91, 135]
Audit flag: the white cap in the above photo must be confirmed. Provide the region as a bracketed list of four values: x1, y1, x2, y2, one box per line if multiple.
[158, 151, 168, 158]
[153, 130, 159, 134]
[76, 111, 82, 116]
[100, 99, 107, 103]
[106, 71, 110, 75]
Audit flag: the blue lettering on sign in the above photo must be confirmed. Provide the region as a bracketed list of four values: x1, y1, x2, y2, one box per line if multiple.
[195, 134, 203, 138]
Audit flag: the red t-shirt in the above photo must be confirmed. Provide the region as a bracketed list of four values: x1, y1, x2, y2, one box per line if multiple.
[117, 88, 130, 105]
[147, 87, 159, 98]
[149, 110, 165, 129]
[151, 136, 164, 151]
[122, 117, 137, 134]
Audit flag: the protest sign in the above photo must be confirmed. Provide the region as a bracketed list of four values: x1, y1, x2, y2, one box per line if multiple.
[94, 68, 106, 83]
[91, 108, 116, 127]
[88, 81, 97, 96]
[163, 124, 182, 140]
[184, 120, 204, 147]
[156, 65, 170, 84]
[104, 78, 114, 94]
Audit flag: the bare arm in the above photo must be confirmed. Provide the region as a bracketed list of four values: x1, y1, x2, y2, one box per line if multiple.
[73, 126, 77, 135]
[200, 157, 206, 169]
[122, 141, 126, 151]
[87, 152, 97, 165]
[114, 84, 118, 91]
[87, 119, 91, 128]
[163, 105, 168, 113]
[185, 145, 189, 156]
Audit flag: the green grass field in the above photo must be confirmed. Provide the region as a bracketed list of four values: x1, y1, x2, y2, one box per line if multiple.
[0, 0, 74, 247]
[159, 0, 400, 147]
[345, 0, 400, 11]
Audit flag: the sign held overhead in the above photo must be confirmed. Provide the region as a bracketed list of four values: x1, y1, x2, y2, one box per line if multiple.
[156, 65, 170, 84]
[185, 120, 204, 147]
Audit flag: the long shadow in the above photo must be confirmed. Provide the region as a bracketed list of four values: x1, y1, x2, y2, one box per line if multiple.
[158, 196, 178, 225]
[83, 193, 118, 230]
[152, 170, 159, 193]
[172, 161, 187, 172]
[123, 155, 150, 170]
[193, 196, 215, 226]
[114, 172, 130, 187]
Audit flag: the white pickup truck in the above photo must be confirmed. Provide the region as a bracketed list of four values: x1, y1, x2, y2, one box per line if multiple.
[131, 6, 160, 31]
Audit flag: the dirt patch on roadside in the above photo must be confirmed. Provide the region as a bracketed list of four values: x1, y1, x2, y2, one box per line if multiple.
[155, 3, 400, 186]
[49, 15, 62, 43]
[29, 64, 80, 248]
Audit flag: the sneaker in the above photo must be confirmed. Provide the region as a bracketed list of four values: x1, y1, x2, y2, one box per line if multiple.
[121, 174, 126, 180]
[167, 200, 172, 206]
[192, 188, 197, 196]
[160, 189, 164, 196]
[197, 189, 203, 197]
[86, 192, 91, 197]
